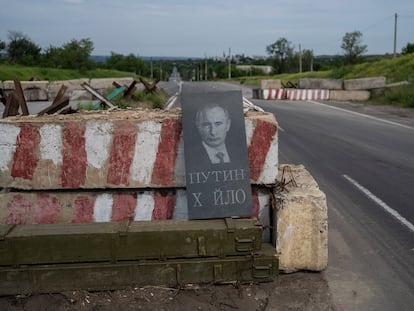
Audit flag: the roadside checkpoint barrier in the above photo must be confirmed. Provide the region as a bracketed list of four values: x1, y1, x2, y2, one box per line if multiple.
[0, 91, 328, 294]
[253, 77, 388, 101]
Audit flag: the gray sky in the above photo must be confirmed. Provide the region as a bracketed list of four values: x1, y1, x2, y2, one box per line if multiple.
[1, 0, 413, 57]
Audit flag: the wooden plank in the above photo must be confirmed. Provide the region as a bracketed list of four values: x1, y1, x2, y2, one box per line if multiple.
[13, 77, 29, 115]
[37, 96, 70, 116]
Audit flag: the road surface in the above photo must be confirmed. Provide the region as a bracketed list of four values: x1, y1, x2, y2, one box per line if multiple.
[174, 81, 414, 310]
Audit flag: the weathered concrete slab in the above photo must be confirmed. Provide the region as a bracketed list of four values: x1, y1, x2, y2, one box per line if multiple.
[329, 90, 370, 101]
[48, 79, 89, 100]
[0, 110, 278, 189]
[344, 76, 386, 90]
[2, 81, 49, 101]
[276, 164, 328, 272]
[261, 80, 282, 89]
[298, 78, 343, 90]
[285, 89, 330, 101]
[90, 78, 134, 91]
[0, 188, 271, 241]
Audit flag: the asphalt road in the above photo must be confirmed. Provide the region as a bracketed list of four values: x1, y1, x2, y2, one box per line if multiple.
[255, 98, 414, 310]
[173, 81, 414, 310]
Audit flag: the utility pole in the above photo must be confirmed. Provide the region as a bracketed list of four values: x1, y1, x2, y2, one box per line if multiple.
[393, 13, 398, 58]
[228, 48, 231, 79]
[150, 57, 153, 80]
[299, 44, 302, 73]
[204, 53, 208, 81]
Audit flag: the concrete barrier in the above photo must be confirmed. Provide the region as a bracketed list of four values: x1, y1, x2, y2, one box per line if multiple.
[298, 78, 343, 90]
[285, 89, 330, 101]
[261, 80, 282, 89]
[276, 164, 328, 272]
[0, 110, 278, 189]
[329, 90, 370, 101]
[2, 81, 49, 101]
[262, 89, 285, 100]
[0, 188, 270, 223]
[344, 76, 386, 90]
[90, 78, 134, 91]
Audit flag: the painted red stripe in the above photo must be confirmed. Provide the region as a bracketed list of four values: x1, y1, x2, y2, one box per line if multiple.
[248, 119, 277, 181]
[112, 193, 137, 221]
[152, 191, 175, 220]
[60, 122, 87, 188]
[5, 194, 32, 224]
[107, 123, 137, 186]
[251, 190, 259, 219]
[72, 195, 95, 223]
[34, 194, 62, 224]
[267, 88, 272, 100]
[151, 119, 182, 186]
[11, 123, 40, 180]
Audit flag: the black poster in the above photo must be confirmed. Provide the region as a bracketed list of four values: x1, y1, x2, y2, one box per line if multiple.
[181, 90, 252, 219]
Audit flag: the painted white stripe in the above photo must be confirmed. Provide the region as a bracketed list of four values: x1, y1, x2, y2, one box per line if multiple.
[343, 174, 414, 233]
[173, 189, 189, 220]
[308, 100, 414, 130]
[258, 129, 279, 184]
[244, 118, 255, 147]
[262, 89, 269, 99]
[130, 121, 162, 184]
[93, 193, 113, 222]
[0, 123, 21, 171]
[85, 121, 113, 169]
[134, 191, 155, 221]
[39, 124, 62, 165]
[173, 134, 185, 184]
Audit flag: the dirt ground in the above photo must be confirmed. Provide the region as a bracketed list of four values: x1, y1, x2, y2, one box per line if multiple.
[0, 272, 336, 311]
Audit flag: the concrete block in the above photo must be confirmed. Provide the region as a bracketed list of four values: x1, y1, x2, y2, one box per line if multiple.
[262, 89, 285, 100]
[276, 164, 328, 272]
[48, 79, 89, 100]
[298, 78, 343, 90]
[2, 81, 49, 101]
[344, 76, 386, 90]
[329, 90, 370, 101]
[285, 89, 330, 101]
[90, 77, 134, 90]
[261, 79, 282, 89]
[0, 188, 271, 240]
[0, 110, 278, 190]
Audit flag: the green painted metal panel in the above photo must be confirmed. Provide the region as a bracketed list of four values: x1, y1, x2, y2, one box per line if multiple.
[1, 219, 263, 266]
[0, 244, 278, 295]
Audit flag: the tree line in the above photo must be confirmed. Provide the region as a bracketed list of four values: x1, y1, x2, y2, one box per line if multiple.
[1, 30, 413, 79]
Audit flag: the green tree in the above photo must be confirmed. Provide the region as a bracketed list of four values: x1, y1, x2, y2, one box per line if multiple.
[401, 42, 414, 55]
[266, 37, 294, 73]
[59, 38, 94, 71]
[341, 31, 367, 64]
[6, 31, 41, 65]
[302, 49, 314, 71]
[106, 52, 147, 75]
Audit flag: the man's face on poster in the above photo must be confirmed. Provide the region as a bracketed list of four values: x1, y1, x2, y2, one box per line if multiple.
[197, 105, 231, 148]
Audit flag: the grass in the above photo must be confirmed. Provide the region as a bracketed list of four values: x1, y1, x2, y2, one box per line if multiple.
[0, 64, 139, 81]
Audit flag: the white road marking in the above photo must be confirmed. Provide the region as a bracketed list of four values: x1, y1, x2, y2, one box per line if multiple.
[308, 100, 414, 130]
[343, 174, 414, 233]
[278, 125, 285, 132]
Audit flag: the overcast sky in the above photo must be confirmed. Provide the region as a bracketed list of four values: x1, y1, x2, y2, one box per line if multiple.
[1, 0, 413, 58]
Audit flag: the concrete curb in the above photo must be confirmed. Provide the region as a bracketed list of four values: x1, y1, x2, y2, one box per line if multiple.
[276, 164, 328, 272]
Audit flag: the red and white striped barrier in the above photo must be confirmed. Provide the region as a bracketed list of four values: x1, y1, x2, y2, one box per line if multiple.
[0, 189, 271, 231]
[262, 88, 285, 100]
[285, 89, 330, 101]
[0, 110, 278, 189]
